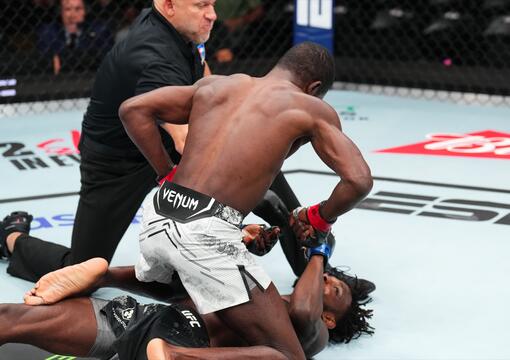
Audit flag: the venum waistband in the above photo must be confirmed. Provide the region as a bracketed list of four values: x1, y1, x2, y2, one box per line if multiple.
[153, 181, 244, 227]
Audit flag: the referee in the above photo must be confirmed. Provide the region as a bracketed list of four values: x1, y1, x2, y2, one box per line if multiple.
[6, 0, 215, 280]
[5, 0, 311, 281]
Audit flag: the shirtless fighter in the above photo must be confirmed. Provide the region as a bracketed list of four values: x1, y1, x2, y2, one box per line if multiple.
[116, 41, 372, 359]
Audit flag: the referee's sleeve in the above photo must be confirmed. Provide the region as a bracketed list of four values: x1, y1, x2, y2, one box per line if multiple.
[135, 60, 190, 95]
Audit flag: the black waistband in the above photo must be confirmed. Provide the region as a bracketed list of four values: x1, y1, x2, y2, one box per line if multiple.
[153, 181, 244, 227]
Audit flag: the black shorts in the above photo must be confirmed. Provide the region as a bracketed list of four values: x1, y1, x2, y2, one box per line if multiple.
[88, 295, 209, 360]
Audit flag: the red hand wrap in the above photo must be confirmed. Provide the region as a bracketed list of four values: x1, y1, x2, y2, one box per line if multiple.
[306, 203, 333, 232]
[158, 166, 177, 186]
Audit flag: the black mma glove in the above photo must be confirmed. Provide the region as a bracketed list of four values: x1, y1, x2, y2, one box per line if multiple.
[241, 224, 280, 256]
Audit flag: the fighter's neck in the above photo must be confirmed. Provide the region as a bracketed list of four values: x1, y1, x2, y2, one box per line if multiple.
[265, 68, 304, 92]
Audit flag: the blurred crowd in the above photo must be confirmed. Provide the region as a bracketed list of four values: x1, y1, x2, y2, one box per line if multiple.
[2, 0, 508, 99]
[0, 0, 292, 77]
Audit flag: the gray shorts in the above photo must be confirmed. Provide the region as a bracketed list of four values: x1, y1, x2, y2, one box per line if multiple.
[87, 298, 118, 360]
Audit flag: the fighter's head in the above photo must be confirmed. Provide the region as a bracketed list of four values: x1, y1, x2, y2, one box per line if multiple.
[322, 267, 374, 344]
[276, 42, 335, 99]
[154, 0, 217, 44]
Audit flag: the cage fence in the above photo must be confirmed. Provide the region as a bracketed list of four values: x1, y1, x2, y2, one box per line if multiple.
[1, 0, 510, 117]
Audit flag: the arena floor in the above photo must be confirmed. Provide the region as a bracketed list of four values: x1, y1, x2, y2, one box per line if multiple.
[1, 90, 509, 360]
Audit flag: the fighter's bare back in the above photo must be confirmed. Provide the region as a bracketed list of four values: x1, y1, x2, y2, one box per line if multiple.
[120, 72, 361, 217]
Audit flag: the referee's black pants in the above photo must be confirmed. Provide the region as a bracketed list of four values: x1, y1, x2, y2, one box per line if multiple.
[7, 142, 157, 282]
[7, 147, 306, 282]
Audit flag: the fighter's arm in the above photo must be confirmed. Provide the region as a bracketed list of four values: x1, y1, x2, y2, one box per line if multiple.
[309, 103, 373, 221]
[119, 76, 224, 176]
[119, 84, 197, 175]
[157, 62, 213, 155]
[288, 255, 329, 357]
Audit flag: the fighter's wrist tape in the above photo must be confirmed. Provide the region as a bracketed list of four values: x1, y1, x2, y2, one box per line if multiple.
[306, 243, 331, 260]
[157, 166, 177, 186]
[307, 203, 335, 232]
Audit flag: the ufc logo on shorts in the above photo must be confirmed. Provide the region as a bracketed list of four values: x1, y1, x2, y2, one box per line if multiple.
[296, 0, 333, 29]
[182, 310, 201, 328]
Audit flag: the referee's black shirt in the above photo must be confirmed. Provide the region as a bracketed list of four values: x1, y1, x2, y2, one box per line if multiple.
[81, 5, 205, 158]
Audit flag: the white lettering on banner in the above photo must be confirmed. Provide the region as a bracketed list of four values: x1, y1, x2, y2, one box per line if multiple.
[296, 0, 333, 29]
[424, 133, 510, 155]
[162, 189, 199, 211]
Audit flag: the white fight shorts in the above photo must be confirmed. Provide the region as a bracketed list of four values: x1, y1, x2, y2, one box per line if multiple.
[135, 181, 272, 314]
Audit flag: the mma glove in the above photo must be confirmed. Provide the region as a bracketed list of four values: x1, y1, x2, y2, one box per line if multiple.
[156, 166, 177, 186]
[241, 224, 280, 256]
[292, 202, 337, 263]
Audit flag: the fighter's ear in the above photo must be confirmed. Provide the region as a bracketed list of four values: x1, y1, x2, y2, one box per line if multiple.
[321, 311, 337, 330]
[307, 81, 323, 98]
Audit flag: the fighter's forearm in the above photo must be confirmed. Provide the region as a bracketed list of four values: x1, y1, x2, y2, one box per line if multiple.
[310, 116, 373, 221]
[119, 101, 174, 176]
[320, 175, 373, 221]
[98, 266, 186, 302]
[289, 256, 325, 324]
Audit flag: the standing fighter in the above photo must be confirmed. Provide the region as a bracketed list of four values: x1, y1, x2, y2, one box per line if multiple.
[111, 41, 372, 358]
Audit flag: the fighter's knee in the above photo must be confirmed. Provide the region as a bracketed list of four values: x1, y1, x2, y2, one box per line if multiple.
[146, 338, 175, 360]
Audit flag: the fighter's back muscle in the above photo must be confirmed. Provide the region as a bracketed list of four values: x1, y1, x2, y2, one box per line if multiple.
[174, 75, 325, 213]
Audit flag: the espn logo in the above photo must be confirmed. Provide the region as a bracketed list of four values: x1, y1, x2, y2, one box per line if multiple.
[357, 191, 510, 225]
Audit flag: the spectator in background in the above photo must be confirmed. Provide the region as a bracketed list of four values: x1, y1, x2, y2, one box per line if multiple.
[36, 0, 112, 74]
[89, 0, 121, 33]
[209, 0, 264, 63]
[31, 0, 58, 24]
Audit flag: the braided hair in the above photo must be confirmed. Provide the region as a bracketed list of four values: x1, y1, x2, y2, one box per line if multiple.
[326, 267, 375, 344]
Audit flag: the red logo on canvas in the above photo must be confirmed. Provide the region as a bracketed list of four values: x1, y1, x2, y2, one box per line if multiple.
[377, 130, 510, 159]
[37, 130, 81, 155]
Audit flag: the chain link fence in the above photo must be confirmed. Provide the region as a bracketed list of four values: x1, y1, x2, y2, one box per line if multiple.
[1, 0, 510, 116]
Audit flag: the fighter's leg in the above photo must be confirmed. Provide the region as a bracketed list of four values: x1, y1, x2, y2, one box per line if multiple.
[24, 257, 108, 305]
[69, 148, 156, 264]
[145, 283, 304, 360]
[146, 339, 287, 360]
[0, 298, 97, 356]
[216, 283, 305, 359]
[24, 259, 186, 305]
[253, 184, 307, 276]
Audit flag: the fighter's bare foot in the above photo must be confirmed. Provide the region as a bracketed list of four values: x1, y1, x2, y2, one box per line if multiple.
[23, 257, 108, 306]
[147, 338, 175, 360]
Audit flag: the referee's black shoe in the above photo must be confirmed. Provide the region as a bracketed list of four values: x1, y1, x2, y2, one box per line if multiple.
[0, 211, 33, 259]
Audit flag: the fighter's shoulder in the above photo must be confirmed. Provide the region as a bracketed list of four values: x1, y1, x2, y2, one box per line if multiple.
[195, 75, 226, 88]
[195, 74, 250, 88]
[293, 93, 340, 126]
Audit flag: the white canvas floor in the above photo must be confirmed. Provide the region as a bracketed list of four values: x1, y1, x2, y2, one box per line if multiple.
[1, 90, 509, 360]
